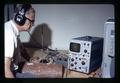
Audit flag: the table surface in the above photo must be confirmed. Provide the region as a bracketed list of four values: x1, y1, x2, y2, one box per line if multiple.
[63, 68, 101, 78]
[25, 48, 102, 78]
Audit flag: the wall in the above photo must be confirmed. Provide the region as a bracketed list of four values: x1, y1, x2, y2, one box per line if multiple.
[4, 4, 14, 22]
[20, 4, 114, 50]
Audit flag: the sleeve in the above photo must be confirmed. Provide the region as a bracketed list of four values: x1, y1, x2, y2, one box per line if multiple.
[5, 24, 14, 58]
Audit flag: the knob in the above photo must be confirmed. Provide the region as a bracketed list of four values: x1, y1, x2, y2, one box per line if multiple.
[71, 58, 74, 62]
[87, 43, 89, 46]
[84, 43, 86, 45]
[84, 49, 87, 53]
[79, 67, 81, 69]
[58, 58, 62, 60]
[81, 61, 85, 65]
[83, 54, 85, 57]
[71, 63, 74, 67]
[64, 58, 67, 61]
[74, 62, 77, 64]
[79, 58, 81, 60]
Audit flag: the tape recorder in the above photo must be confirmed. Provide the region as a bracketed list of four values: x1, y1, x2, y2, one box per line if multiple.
[68, 36, 103, 74]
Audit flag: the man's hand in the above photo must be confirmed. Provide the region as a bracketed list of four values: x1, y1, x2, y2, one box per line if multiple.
[5, 57, 14, 78]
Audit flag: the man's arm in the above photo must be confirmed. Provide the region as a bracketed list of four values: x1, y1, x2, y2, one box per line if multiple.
[4, 57, 14, 78]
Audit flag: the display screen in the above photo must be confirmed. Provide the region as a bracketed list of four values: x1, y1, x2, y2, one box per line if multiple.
[70, 42, 80, 52]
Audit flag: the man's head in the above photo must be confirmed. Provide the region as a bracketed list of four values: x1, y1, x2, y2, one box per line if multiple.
[13, 4, 35, 31]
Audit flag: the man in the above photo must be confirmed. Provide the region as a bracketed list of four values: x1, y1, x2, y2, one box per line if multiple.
[5, 4, 35, 78]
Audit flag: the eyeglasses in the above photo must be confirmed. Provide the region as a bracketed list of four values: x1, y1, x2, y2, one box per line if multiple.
[26, 17, 35, 25]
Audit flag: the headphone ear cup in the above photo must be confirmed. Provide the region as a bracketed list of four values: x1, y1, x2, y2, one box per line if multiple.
[14, 13, 26, 26]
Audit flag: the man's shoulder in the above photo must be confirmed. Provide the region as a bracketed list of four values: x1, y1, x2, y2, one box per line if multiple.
[5, 20, 12, 25]
[5, 20, 13, 31]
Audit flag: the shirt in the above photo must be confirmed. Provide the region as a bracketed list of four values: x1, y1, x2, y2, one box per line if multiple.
[5, 20, 19, 58]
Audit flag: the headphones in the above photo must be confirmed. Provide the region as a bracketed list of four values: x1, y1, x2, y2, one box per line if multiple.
[14, 4, 32, 26]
